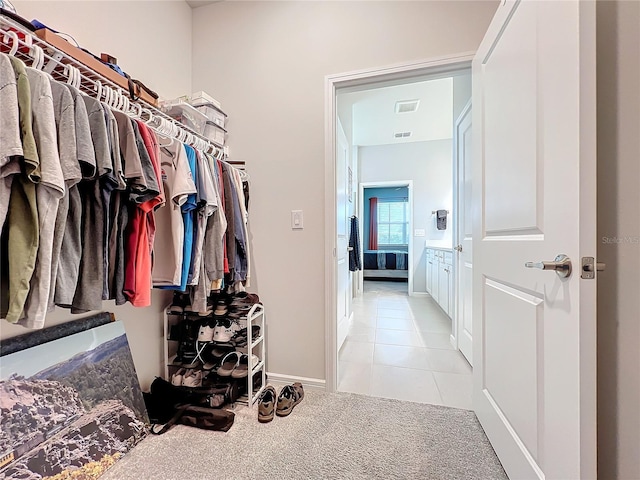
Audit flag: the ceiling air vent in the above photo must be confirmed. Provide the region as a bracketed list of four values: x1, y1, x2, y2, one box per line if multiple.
[395, 100, 420, 114]
[394, 131, 412, 139]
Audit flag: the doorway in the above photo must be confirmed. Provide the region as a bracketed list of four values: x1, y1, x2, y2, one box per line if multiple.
[331, 66, 474, 408]
[360, 182, 413, 295]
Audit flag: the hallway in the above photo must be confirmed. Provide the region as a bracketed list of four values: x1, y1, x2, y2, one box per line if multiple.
[338, 280, 473, 409]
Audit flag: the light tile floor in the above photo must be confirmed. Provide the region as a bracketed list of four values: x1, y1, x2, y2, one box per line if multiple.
[338, 280, 473, 409]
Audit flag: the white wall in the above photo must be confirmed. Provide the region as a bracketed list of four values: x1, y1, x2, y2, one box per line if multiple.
[360, 140, 452, 293]
[191, 0, 497, 381]
[596, 1, 640, 479]
[9, 1, 192, 100]
[1, 1, 193, 390]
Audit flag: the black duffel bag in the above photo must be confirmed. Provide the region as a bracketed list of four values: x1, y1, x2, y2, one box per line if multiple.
[144, 377, 237, 433]
[150, 404, 235, 435]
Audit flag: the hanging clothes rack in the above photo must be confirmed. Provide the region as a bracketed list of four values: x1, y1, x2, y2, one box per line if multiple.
[0, 14, 226, 159]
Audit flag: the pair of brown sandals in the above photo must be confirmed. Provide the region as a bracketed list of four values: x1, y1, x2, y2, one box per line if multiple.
[258, 383, 304, 423]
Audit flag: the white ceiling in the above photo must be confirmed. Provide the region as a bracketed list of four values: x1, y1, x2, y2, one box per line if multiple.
[338, 77, 453, 147]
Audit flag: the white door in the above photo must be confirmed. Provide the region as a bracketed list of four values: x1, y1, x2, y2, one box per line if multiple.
[455, 101, 473, 365]
[472, 1, 596, 479]
[336, 119, 351, 350]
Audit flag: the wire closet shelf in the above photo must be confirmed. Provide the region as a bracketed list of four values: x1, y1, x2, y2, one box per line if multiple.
[0, 14, 227, 159]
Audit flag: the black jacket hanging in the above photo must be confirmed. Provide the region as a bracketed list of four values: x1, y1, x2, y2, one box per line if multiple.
[349, 216, 362, 272]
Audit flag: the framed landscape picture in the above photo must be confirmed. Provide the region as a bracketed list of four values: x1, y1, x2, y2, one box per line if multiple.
[0, 321, 148, 479]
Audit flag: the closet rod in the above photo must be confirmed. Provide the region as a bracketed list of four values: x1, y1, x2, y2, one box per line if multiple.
[0, 16, 226, 158]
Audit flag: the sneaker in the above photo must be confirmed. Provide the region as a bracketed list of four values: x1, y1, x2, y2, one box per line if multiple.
[213, 319, 234, 343]
[276, 382, 304, 417]
[229, 319, 244, 334]
[171, 368, 186, 386]
[257, 386, 276, 423]
[182, 369, 203, 387]
[197, 322, 215, 342]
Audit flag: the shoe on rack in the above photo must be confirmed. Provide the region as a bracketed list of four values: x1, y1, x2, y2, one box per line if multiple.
[257, 385, 277, 423]
[231, 354, 260, 379]
[232, 292, 260, 305]
[214, 300, 228, 316]
[217, 351, 241, 377]
[169, 292, 188, 313]
[198, 321, 215, 342]
[202, 343, 235, 370]
[213, 319, 234, 343]
[171, 368, 187, 386]
[276, 382, 304, 417]
[198, 305, 214, 317]
[182, 369, 203, 387]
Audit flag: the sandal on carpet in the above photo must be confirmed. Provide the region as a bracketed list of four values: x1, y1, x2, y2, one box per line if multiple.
[258, 385, 277, 423]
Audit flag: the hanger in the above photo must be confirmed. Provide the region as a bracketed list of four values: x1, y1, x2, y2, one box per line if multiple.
[122, 94, 131, 114]
[237, 169, 249, 182]
[64, 65, 74, 85]
[105, 86, 113, 107]
[3, 31, 19, 56]
[141, 108, 154, 125]
[94, 79, 102, 100]
[104, 85, 113, 107]
[107, 86, 117, 109]
[73, 66, 82, 90]
[29, 44, 43, 69]
[130, 101, 143, 119]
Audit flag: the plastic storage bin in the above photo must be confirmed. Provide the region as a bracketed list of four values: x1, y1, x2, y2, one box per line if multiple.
[160, 100, 208, 135]
[194, 103, 226, 128]
[191, 91, 222, 110]
[204, 121, 226, 145]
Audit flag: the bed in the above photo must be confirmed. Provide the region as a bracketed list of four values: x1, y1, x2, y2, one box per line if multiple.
[363, 250, 409, 279]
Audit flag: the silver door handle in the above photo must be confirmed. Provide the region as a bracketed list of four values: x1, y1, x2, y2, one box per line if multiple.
[347, 247, 354, 251]
[525, 254, 572, 278]
[454, 244, 462, 252]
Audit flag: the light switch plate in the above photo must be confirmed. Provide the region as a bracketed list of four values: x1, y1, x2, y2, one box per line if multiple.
[414, 229, 425, 237]
[291, 210, 304, 229]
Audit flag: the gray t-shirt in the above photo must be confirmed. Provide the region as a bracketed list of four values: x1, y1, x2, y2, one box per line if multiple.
[103, 104, 126, 190]
[65, 85, 96, 179]
[131, 120, 160, 203]
[0, 53, 22, 168]
[49, 81, 80, 185]
[55, 83, 97, 306]
[47, 78, 79, 312]
[82, 95, 111, 178]
[113, 110, 145, 187]
[19, 68, 65, 329]
[0, 53, 22, 227]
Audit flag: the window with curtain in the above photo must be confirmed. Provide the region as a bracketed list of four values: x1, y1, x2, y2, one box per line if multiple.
[377, 200, 409, 246]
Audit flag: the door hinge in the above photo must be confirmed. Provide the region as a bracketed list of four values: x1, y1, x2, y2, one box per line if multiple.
[581, 257, 606, 279]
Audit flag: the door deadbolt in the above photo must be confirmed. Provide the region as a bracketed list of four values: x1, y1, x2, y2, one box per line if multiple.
[581, 257, 606, 279]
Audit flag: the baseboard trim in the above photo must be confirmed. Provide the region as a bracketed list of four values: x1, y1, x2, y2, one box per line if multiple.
[266, 372, 326, 391]
[410, 292, 429, 297]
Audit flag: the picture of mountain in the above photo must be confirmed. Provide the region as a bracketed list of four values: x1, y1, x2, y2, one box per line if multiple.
[0, 321, 148, 479]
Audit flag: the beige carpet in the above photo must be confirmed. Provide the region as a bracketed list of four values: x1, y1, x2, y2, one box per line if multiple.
[101, 390, 507, 480]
